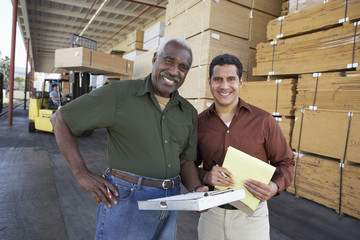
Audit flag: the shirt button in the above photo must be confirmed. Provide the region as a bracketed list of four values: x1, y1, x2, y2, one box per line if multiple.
[227, 130, 230, 133]
[162, 116, 165, 120]
[168, 164, 171, 168]
[164, 140, 168, 143]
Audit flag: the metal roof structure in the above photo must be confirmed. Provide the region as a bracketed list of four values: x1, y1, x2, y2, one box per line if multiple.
[16, 0, 167, 73]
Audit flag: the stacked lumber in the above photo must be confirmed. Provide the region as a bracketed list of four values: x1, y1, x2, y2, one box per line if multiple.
[164, 0, 283, 113]
[239, 78, 297, 144]
[269, 0, 360, 40]
[296, 71, 360, 112]
[249, 1, 360, 219]
[287, 153, 341, 213]
[254, 21, 360, 76]
[342, 163, 360, 219]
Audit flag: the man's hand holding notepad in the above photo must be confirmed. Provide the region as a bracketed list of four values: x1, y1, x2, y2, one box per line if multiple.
[215, 146, 276, 215]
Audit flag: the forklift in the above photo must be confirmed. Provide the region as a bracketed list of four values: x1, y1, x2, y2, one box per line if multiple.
[28, 72, 92, 133]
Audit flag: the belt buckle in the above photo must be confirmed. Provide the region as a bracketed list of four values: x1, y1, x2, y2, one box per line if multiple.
[162, 179, 174, 189]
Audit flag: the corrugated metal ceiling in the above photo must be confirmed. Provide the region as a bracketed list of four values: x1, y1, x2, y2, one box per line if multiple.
[16, 0, 167, 73]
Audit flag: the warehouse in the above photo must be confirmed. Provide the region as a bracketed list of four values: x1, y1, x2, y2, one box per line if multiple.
[1, 0, 360, 239]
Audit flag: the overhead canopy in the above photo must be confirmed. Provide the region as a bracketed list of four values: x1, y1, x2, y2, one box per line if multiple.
[16, 0, 167, 73]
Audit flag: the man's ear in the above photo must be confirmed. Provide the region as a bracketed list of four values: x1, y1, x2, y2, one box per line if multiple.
[152, 52, 157, 64]
[239, 76, 244, 88]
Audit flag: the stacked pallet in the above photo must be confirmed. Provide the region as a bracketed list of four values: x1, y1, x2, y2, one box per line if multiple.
[164, 0, 283, 113]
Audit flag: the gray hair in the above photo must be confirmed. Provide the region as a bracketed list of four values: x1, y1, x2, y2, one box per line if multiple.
[157, 38, 193, 67]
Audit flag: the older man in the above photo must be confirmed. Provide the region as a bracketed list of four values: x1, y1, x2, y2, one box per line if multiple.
[51, 38, 207, 240]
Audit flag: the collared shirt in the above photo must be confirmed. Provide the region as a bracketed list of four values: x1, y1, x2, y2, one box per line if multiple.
[61, 74, 198, 179]
[195, 98, 294, 192]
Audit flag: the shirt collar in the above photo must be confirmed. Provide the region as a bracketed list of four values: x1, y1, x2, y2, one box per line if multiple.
[206, 97, 253, 116]
[136, 74, 184, 111]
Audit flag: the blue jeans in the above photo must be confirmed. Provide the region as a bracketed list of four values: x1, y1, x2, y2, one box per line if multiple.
[95, 169, 180, 240]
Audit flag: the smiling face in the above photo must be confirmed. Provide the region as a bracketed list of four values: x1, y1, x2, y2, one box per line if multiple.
[209, 64, 243, 109]
[151, 41, 192, 97]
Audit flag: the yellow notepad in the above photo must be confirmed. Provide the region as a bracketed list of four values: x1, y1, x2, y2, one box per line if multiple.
[216, 146, 276, 213]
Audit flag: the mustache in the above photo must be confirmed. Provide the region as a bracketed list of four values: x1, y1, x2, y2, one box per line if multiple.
[160, 72, 180, 83]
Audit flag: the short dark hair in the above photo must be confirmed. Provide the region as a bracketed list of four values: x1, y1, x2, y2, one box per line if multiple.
[209, 54, 243, 80]
[52, 84, 58, 88]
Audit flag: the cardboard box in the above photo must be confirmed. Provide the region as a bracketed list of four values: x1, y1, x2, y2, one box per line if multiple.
[133, 48, 157, 79]
[127, 42, 144, 52]
[55, 47, 133, 76]
[127, 29, 144, 44]
[123, 50, 147, 61]
[55, 47, 91, 69]
[187, 30, 249, 68]
[166, 0, 251, 39]
[178, 65, 212, 99]
[144, 21, 165, 42]
[187, 98, 214, 114]
[143, 37, 163, 51]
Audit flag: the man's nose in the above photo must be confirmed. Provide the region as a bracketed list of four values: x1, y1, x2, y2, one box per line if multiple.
[168, 65, 179, 76]
[220, 80, 229, 88]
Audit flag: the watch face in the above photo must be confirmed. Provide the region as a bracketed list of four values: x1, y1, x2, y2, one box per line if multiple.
[277, 186, 281, 195]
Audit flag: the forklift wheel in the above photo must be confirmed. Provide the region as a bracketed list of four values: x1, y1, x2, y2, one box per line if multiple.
[29, 121, 35, 133]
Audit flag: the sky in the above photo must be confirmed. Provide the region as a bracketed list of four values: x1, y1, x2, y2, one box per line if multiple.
[0, 0, 28, 69]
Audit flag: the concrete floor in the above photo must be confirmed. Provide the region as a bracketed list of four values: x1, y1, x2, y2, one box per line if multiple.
[1, 104, 360, 240]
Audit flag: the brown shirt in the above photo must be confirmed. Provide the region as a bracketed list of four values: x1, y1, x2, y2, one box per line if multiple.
[195, 98, 295, 192]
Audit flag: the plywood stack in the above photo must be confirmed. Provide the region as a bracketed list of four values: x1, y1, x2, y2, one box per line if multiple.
[164, 0, 283, 113]
[253, 0, 360, 76]
[239, 78, 297, 144]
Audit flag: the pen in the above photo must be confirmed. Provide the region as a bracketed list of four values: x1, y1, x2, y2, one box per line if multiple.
[102, 174, 112, 199]
[213, 160, 228, 178]
[106, 187, 112, 200]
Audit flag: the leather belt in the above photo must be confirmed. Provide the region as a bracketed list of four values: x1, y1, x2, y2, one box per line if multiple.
[110, 169, 180, 190]
[218, 204, 238, 210]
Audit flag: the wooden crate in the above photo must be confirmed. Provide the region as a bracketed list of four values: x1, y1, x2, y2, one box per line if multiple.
[291, 153, 341, 212]
[240, 78, 297, 116]
[248, 49, 267, 81]
[296, 71, 360, 112]
[292, 109, 349, 159]
[254, 22, 360, 76]
[187, 30, 249, 68]
[165, 0, 251, 39]
[341, 163, 360, 219]
[267, 0, 360, 40]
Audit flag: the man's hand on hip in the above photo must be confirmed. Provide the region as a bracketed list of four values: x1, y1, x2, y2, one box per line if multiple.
[76, 170, 119, 208]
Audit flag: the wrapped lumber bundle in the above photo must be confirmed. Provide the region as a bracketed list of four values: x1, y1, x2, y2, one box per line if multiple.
[288, 0, 329, 15]
[296, 71, 360, 112]
[240, 78, 297, 116]
[292, 110, 360, 163]
[341, 163, 360, 219]
[268, 0, 360, 40]
[254, 21, 360, 76]
[287, 153, 341, 213]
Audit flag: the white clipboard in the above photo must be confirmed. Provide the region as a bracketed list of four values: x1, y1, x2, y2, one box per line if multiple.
[137, 189, 245, 211]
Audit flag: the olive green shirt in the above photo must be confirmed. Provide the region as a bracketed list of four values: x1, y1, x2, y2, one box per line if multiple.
[60, 74, 198, 179]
